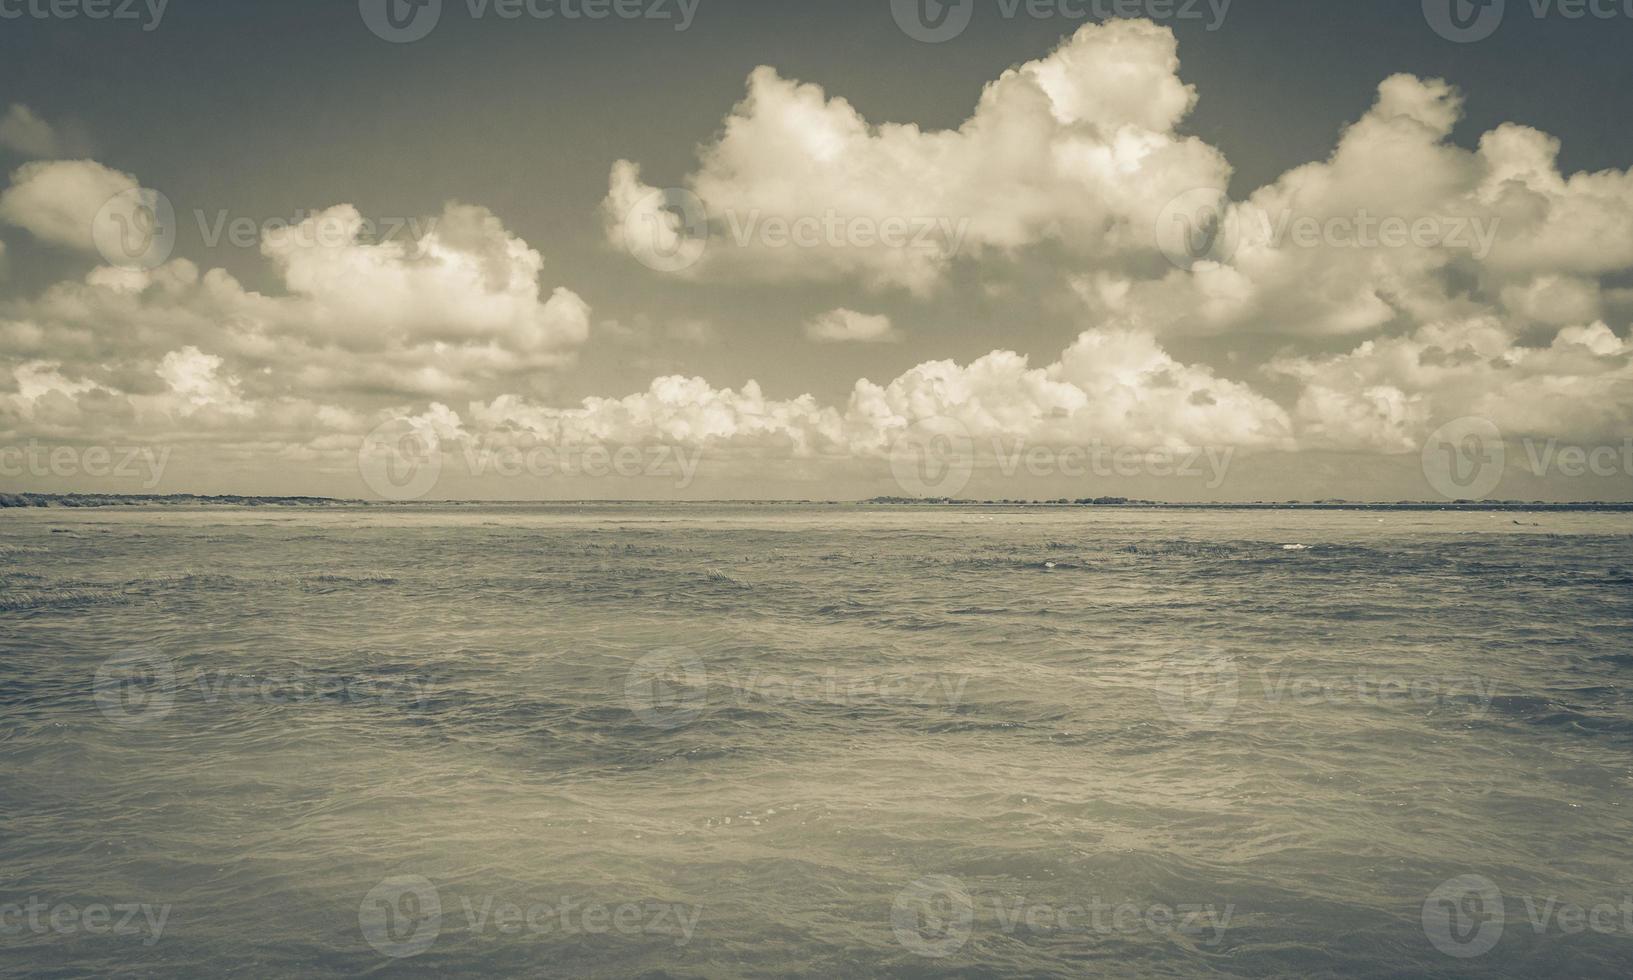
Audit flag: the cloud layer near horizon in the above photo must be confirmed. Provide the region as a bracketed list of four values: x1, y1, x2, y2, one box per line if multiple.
[3, 20, 1632, 495]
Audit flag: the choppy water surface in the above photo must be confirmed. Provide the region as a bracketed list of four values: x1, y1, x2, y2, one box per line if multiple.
[3, 505, 1633, 977]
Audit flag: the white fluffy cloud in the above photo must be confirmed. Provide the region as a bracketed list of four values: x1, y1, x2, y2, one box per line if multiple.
[1081, 74, 1633, 339]
[263, 203, 588, 357]
[0, 159, 138, 252]
[604, 19, 1228, 294]
[465, 326, 1293, 462]
[605, 20, 1633, 357]
[0, 199, 591, 410]
[155, 346, 251, 417]
[1268, 319, 1633, 452]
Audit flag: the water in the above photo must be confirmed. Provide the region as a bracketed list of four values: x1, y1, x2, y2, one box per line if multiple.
[3, 505, 1632, 977]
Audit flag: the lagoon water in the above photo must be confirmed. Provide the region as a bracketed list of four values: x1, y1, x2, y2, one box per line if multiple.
[3, 505, 1633, 977]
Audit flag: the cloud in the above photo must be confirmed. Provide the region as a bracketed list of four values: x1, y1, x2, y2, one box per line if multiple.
[467, 325, 1293, 460]
[605, 21, 1633, 350]
[0, 350, 354, 449]
[0, 105, 67, 159]
[805, 308, 900, 343]
[604, 19, 1228, 294]
[155, 346, 251, 417]
[1267, 318, 1633, 451]
[0, 177, 593, 415]
[1081, 74, 1633, 338]
[0, 159, 138, 252]
[262, 202, 590, 359]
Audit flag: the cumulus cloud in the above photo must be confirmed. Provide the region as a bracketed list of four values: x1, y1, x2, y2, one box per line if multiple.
[465, 326, 1293, 462]
[604, 19, 1228, 294]
[393, 313, 1630, 481]
[156, 346, 252, 417]
[805, 309, 900, 343]
[0, 197, 592, 412]
[1267, 318, 1633, 452]
[1082, 73, 1633, 339]
[0, 159, 138, 252]
[263, 202, 589, 358]
[605, 20, 1633, 356]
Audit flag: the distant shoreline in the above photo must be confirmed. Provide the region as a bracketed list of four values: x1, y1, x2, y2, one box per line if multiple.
[4, 493, 1633, 512]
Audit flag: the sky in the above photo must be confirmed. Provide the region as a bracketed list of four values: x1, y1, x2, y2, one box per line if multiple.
[1, 0, 1632, 501]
